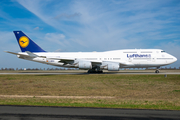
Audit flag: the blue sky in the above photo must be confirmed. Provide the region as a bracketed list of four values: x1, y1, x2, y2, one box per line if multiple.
[0, 0, 180, 69]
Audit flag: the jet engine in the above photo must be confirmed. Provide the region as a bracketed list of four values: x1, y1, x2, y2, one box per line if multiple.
[79, 61, 92, 69]
[108, 63, 119, 71]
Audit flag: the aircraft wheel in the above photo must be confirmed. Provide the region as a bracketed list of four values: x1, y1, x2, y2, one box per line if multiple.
[88, 70, 103, 73]
[97, 71, 103, 73]
[155, 70, 159, 73]
[88, 69, 95, 73]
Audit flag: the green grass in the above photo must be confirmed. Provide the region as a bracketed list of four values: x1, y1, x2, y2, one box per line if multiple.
[0, 98, 179, 110]
[0, 74, 180, 110]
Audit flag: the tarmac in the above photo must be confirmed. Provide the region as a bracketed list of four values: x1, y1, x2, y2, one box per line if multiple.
[0, 70, 180, 75]
[0, 105, 180, 120]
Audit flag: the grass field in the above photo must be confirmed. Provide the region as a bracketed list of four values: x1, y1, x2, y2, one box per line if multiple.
[0, 74, 180, 110]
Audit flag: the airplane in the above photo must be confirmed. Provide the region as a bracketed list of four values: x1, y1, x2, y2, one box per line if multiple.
[5, 31, 177, 73]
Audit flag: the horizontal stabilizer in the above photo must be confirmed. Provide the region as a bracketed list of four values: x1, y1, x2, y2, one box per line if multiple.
[5, 51, 30, 57]
[5, 51, 40, 58]
[5, 51, 19, 55]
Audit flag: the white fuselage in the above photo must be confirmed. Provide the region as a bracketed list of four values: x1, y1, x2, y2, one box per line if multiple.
[17, 49, 177, 70]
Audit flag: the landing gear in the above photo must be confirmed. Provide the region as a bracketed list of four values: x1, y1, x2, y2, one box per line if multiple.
[155, 70, 159, 73]
[87, 69, 103, 73]
[155, 67, 160, 73]
[97, 71, 103, 73]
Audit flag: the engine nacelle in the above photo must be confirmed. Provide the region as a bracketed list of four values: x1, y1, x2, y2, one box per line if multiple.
[108, 63, 119, 71]
[79, 61, 92, 69]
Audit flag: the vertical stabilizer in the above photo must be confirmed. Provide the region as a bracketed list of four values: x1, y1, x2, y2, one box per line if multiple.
[13, 31, 46, 52]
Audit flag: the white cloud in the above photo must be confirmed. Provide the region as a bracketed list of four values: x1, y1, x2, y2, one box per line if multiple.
[34, 27, 39, 30]
[53, 13, 81, 20]
[16, 0, 180, 51]
[44, 33, 67, 47]
[33, 26, 43, 31]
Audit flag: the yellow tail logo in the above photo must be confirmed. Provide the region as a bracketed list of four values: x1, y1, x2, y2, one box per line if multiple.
[19, 36, 29, 48]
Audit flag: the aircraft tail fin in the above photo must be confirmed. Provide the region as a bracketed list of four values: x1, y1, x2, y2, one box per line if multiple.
[13, 31, 46, 52]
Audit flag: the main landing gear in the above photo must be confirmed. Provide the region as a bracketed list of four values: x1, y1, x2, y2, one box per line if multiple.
[155, 67, 160, 73]
[87, 69, 103, 73]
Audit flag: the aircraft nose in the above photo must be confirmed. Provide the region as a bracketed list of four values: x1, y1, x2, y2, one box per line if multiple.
[173, 56, 177, 62]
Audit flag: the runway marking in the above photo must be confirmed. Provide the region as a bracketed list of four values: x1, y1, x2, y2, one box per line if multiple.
[0, 95, 115, 99]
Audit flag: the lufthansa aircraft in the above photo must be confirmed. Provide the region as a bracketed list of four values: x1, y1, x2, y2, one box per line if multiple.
[6, 31, 177, 73]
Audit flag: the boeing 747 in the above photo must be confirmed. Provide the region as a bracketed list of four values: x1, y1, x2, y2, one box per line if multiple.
[6, 31, 177, 73]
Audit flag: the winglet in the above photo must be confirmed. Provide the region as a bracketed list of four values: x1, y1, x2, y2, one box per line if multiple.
[13, 31, 46, 52]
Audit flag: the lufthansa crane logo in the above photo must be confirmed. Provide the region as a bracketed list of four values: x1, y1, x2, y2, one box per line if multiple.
[19, 36, 29, 48]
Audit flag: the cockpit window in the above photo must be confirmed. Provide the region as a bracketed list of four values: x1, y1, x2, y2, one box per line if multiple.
[161, 51, 165, 53]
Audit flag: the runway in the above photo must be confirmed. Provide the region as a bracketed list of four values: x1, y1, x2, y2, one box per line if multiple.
[0, 105, 180, 120]
[0, 71, 180, 75]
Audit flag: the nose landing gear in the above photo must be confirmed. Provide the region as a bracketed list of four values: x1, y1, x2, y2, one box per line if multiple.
[155, 67, 160, 73]
[155, 70, 159, 73]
